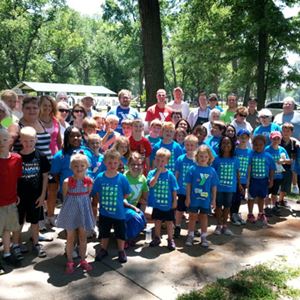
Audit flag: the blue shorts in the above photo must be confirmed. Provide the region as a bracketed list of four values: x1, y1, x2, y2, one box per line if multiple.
[249, 178, 269, 198]
[176, 194, 187, 212]
[216, 192, 233, 208]
[188, 206, 211, 214]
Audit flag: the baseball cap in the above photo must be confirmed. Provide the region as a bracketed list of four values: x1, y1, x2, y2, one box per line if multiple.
[270, 131, 282, 139]
[258, 108, 272, 118]
[237, 129, 250, 137]
[82, 93, 94, 100]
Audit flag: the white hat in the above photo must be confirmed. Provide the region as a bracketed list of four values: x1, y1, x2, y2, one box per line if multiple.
[258, 108, 272, 117]
[82, 93, 94, 100]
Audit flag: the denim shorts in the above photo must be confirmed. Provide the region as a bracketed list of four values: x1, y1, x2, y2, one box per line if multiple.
[188, 206, 211, 214]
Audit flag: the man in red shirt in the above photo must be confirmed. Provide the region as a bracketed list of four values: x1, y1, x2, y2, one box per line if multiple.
[145, 89, 172, 127]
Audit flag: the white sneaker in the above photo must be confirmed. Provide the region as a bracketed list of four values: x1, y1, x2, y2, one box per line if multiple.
[201, 236, 209, 248]
[291, 185, 299, 194]
[222, 227, 234, 236]
[237, 213, 246, 225]
[231, 213, 241, 226]
[214, 226, 222, 235]
[185, 235, 194, 246]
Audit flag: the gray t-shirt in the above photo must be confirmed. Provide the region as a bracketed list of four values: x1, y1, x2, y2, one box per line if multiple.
[274, 111, 300, 139]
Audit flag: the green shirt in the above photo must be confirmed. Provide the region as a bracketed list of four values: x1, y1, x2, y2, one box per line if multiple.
[125, 171, 149, 206]
[220, 109, 235, 124]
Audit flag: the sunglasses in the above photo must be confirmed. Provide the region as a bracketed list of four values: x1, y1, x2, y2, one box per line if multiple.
[58, 109, 69, 113]
[73, 110, 84, 113]
[260, 116, 269, 119]
[238, 114, 247, 117]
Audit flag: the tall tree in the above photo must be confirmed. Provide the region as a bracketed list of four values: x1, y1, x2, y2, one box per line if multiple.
[138, 0, 165, 107]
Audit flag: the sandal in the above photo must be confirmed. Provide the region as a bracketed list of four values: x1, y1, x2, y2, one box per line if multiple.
[65, 261, 75, 274]
[80, 260, 92, 271]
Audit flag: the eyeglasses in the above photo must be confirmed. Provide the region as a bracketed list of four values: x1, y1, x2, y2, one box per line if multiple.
[59, 97, 68, 100]
[260, 116, 269, 119]
[73, 110, 84, 113]
[238, 114, 247, 117]
[58, 109, 69, 113]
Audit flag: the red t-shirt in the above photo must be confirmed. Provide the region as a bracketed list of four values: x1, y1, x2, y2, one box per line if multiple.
[145, 104, 172, 123]
[129, 136, 152, 158]
[0, 153, 22, 206]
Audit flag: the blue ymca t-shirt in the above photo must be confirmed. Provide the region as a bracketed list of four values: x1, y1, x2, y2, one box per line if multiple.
[151, 140, 183, 173]
[92, 172, 131, 220]
[249, 151, 276, 179]
[107, 106, 140, 134]
[253, 123, 282, 145]
[175, 154, 196, 195]
[265, 145, 289, 179]
[145, 135, 161, 148]
[205, 136, 221, 154]
[234, 148, 251, 184]
[83, 147, 105, 180]
[213, 156, 240, 192]
[147, 169, 179, 211]
[185, 165, 218, 209]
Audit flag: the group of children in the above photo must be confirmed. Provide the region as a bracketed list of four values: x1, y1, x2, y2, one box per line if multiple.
[1, 110, 300, 275]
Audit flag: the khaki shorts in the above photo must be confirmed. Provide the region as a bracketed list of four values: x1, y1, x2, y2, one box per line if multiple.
[0, 203, 20, 235]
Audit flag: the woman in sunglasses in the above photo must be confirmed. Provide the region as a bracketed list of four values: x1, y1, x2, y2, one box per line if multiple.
[231, 106, 253, 136]
[70, 103, 87, 131]
[57, 102, 70, 142]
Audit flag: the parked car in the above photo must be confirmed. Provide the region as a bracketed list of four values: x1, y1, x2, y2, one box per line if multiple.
[265, 101, 300, 117]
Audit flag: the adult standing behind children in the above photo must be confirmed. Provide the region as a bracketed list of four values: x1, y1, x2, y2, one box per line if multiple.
[246, 97, 259, 130]
[107, 89, 140, 134]
[220, 93, 238, 124]
[81, 94, 98, 118]
[167, 87, 190, 119]
[274, 97, 300, 140]
[187, 91, 210, 130]
[145, 89, 172, 127]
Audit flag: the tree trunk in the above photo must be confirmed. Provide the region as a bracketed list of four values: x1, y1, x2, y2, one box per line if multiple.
[256, 0, 268, 110]
[243, 84, 251, 106]
[138, 0, 164, 108]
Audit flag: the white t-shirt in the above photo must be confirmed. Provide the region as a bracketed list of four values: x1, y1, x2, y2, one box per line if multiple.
[167, 101, 190, 119]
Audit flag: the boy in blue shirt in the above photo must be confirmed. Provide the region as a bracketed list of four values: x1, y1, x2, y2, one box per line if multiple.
[247, 135, 276, 226]
[205, 120, 226, 154]
[92, 149, 131, 263]
[147, 148, 179, 250]
[265, 131, 290, 214]
[174, 134, 198, 238]
[151, 122, 183, 173]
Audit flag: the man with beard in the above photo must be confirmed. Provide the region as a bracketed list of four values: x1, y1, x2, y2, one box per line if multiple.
[107, 89, 140, 134]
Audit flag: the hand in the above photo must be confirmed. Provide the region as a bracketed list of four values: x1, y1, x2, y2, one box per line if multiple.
[107, 128, 114, 134]
[211, 201, 216, 210]
[35, 196, 44, 208]
[134, 207, 141, 213]
[239, 184, 245, 194]
[16, 196, 20, 206]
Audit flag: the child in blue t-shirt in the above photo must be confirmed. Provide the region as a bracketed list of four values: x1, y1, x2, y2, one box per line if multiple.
[92, 149, 131, 263]
[174, 135, 198, 238]
[213, 136, 241, 236]
[185, 145, 218, 247]
[265, 131, 290, 213]
[231, 129, 251, 226]
[205, 121, 226, 154]
[147, 148, 179, 251]
[174, 128, 187, 151]
[145, 119, 162, 147]
[151, 122, 183, 173]
[247, 135, 276, 226]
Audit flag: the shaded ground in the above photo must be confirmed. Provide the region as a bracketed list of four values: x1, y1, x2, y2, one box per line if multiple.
[0, 200, 300, 300]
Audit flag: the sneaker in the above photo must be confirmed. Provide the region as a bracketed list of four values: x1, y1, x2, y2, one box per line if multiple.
[80, 259, 92, 271]
[231, 213, 241, 226]
[37, 235, 53, 242]
[11, 245, 24, 261]
[118, 250, 127, 263]
[65, 261, 75, 274]
[237, 213, 246, 225]
[174, 226, 181, 238]
[32, 244, 47, 258]
[258, 213, 268, 227]
[201, 236, 209, 248]
[47, 216, 56, 227]
[247, 213, 256, 224]
[149, 236, 161, 247]
[279, 200, 290, 208]
[214, 226, 222, 235]
[222, 227, 234, 236]
[185, 235, 194, 246]
[167, 239, 176, 251]
[95, 248, 108, 261]
[291, 185, 299, 194]
[3, 254, 21, 267]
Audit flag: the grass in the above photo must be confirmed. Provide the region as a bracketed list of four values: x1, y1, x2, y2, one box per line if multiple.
[177, 257, 300, 300]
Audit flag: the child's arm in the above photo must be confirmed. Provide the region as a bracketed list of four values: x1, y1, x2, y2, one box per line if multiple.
[62, 178, 69, 199]
[172, 191, 177, 209]
[139, 191, 148, 209]
[237, 170, 244, 194]
[149, 170, 161, 187]
[35, 172, 48, 208]
[185, 183, 191, 208]
[246, 165, 251, 189]
[211, 186, 217, 209]
[268, 169, 274, 188]
[123, 199, 140, 212]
